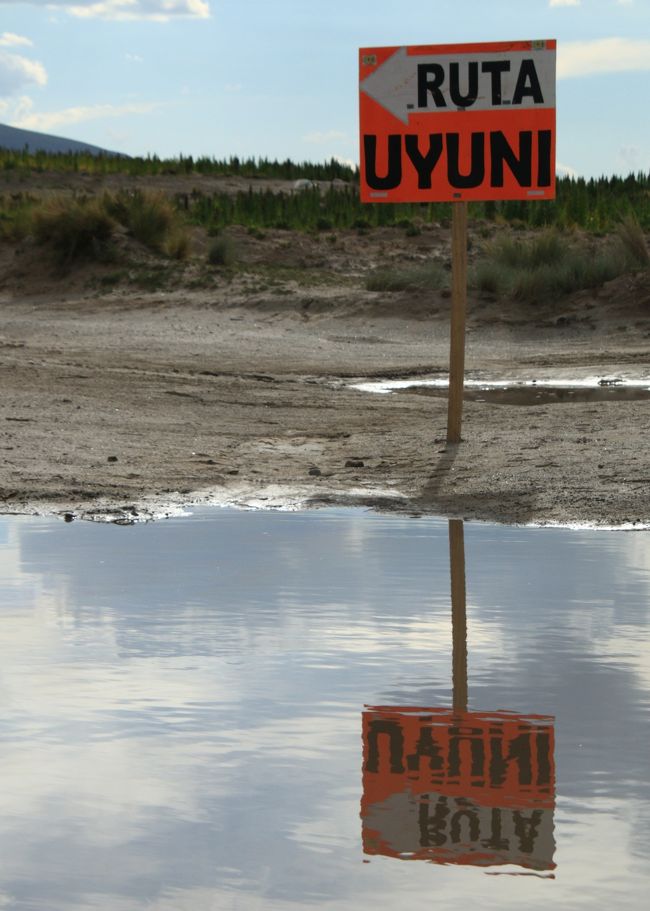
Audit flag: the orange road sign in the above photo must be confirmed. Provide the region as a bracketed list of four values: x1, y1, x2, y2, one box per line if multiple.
[361, 706, 556, 870]
[359, 40, 556, 203]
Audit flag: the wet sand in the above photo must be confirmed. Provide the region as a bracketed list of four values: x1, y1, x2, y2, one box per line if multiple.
[1, 248, 649, 526]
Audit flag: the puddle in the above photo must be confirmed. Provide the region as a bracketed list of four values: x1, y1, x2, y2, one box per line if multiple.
[351, 376, 650, 406]
[1, 509, 649, 909]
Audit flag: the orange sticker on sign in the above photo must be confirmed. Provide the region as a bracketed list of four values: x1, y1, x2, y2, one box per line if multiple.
[359, 40, 556, 203]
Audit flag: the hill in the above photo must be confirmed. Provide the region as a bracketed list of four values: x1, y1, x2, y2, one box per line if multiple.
[0, 122, 124, 157]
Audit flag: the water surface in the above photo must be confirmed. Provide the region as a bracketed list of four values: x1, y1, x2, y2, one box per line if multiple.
[351, 376, 650, 405]
[1, 509, 649, 910]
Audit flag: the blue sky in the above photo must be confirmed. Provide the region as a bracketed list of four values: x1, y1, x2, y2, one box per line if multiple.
[0, 0, 648, 177]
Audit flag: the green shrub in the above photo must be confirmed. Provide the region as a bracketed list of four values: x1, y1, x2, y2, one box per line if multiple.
[98, 271, 125, 287]
[207, 235, 236, 267]
[511, 262, 562, 303]
[131, 266, 174, 290]
[486, 230, 565, 270]
[32, 198, 115, 264]
[366, 260, 447, 292]
[394, 218, 421, 236]
[27, 190, 192, 264]
[165, 228, 190, 261]
[102, 189, 193, 257]
[115, 191, 176, 251]
[0, 202, 34, 241]
[473, 259, 504, 295]
[526, 230, 566, 268]
[471, 230, 631, 304]
[616, 215, 649, 266]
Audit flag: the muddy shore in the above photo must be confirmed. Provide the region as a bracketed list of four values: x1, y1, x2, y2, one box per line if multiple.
[1, 215, 649, 527]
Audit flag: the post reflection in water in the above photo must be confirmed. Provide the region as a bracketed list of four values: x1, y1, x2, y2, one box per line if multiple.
[361, 519, 556, 872]
[449, 518, 468, 715]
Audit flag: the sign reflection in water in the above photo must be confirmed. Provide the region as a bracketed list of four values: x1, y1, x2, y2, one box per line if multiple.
[360, 520, 556, 871]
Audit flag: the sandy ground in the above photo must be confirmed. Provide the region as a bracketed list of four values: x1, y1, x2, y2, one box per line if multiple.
[1, 193, 649, 527]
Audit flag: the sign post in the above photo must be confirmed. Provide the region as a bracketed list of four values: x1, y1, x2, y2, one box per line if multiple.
[359, 40, 556, 443]
[448, 203, 468, 443]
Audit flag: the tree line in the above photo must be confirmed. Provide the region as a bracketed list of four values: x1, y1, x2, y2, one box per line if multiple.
[0, 146, 648, 231]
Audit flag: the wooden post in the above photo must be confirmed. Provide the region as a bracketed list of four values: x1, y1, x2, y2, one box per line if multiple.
[449, 518, 468, 714]
[446, 201, 468, 444]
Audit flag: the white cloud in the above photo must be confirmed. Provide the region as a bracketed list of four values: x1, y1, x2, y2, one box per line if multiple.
[558, 38, 650, 77]
[0, 95, 35, 120]
[0, 32, 33, 48]
[69, 0, 209, 20]
[11, 100, 162, 131]
[0, 50, 47, 96]
[303, 130, 348, 144]
[551, 0, 634, 6]
[333, 154, 357, 170]
[0, 0, 210, 21]
[557, 161, 579, 178]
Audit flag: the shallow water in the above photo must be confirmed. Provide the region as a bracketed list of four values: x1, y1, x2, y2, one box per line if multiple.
[351, 377, 650, 406]
[406, 384, 650, 406]
[1, 509, 649, 910]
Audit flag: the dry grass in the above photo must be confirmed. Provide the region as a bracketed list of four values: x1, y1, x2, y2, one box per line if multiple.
[28, 190, 191, 264]
[32, 198, 115, 264]
[617, 215, 649, 267]
[105, 190, 189, 254]
[472, 229, 636, 304]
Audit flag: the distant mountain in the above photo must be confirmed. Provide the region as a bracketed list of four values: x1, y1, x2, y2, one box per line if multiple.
[0, 123, 126, 157]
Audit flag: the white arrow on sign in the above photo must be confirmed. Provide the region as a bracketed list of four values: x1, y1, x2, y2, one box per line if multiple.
[360, 47, 416, 125]
[360, 46, 555, 125]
